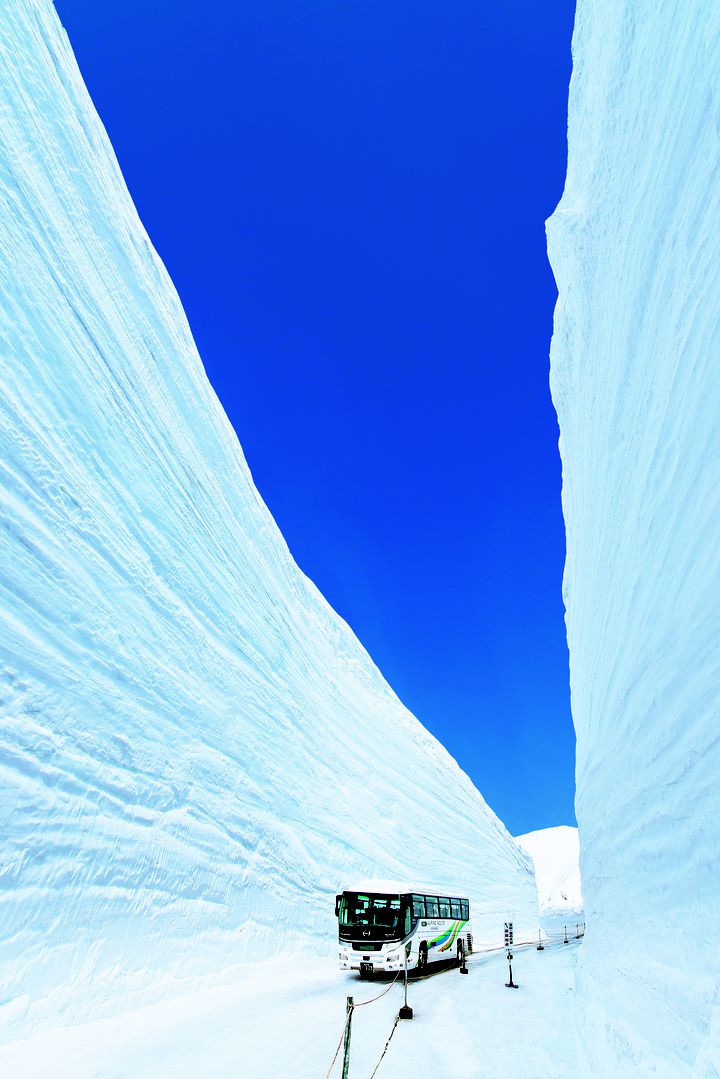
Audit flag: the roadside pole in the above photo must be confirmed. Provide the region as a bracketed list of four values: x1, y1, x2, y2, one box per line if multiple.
[341, 996, 353, 1079]
[504, 922, 518, 989]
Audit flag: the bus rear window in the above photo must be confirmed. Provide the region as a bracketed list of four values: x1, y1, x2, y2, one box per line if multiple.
[461, 900, 469, 920]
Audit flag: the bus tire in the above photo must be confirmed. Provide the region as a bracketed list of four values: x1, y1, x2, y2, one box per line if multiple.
[417, 943, 428, 974]
[456, 939, 465, 966]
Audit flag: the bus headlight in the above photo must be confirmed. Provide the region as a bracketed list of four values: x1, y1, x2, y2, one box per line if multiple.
[386, 951, 400, 962]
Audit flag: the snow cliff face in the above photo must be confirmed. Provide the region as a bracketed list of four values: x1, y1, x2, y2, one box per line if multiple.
[0, 1, 536, 1040]
[548, 1, 720, 1073]
[516, 826, 582, 915]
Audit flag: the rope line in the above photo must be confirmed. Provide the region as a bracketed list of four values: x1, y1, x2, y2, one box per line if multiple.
[325, 925, 586, 1075]
[463, 930, 585, 969]
[368, 1014, 401, 1079]
[324, 973, 400, 1076]
[354, 971, 401, 1007]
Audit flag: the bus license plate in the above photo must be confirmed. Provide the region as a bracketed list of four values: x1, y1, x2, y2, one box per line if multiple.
[360, 962, 373, 974]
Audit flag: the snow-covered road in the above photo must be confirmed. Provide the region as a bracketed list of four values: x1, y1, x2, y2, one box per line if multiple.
[0, 940, 581, 1078]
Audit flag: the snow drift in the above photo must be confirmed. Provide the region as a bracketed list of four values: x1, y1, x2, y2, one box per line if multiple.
[548, 0, 720, 1073]
[0, 0, 536, 1042]
[516, 826, 582, 915]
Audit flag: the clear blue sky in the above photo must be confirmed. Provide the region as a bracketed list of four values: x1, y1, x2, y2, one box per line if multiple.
[55, 0, 577, 836]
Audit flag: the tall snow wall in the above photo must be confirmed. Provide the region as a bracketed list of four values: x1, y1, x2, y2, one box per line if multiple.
[548, 1, 720, 1073]
[0, 0, 536, 1041]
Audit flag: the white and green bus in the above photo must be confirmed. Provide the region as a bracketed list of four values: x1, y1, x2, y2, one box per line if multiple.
[336, 886, 472, 976]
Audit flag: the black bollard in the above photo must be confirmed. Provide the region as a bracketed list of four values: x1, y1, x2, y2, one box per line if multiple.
[505, 950, 519, 989]
[399, 946, 413, 1019]
[563, 925, 569, 944]
[537, 929, 544, 951]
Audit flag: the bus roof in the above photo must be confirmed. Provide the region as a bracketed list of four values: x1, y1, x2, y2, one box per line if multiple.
[338, 879, 469, 898]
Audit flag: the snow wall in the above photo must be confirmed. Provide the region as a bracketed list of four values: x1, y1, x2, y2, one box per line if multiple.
[548, 1, 720, 1073]
[0, 0, 536, 1042]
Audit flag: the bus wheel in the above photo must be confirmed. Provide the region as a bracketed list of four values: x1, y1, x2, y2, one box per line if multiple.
[417, 944, 428, 974]
[456, 940, 465, 967]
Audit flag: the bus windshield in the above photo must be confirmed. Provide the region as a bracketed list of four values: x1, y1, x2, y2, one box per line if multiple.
[339, 893, 403, 930]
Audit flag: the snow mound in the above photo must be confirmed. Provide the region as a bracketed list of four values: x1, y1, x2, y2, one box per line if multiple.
[516, 826, 582, 914]
[0, 0, 536, 1043]
[548, 0, 720, 1073]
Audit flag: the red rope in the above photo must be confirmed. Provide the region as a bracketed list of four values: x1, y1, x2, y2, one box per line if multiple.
[354, 970, 401, 1007]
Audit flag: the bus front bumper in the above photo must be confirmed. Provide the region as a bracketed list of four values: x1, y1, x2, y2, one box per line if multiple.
[338, 949, 408, 972]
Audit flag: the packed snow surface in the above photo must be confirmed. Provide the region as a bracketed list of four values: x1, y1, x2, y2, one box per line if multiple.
[0, 940, 583, 1078]
[0, 0, 536, 1044]
[516, 827, 582, 915]
[548, 0, 720, 1073]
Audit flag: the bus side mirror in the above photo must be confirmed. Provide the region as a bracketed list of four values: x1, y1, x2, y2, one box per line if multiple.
[335, 895, 341, 917]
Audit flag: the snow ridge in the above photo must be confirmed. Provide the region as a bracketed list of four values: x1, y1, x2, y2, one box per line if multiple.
[516, 826, 582, 915]
[548, 0, 720, 1073]
[0, 0, 535, 1041]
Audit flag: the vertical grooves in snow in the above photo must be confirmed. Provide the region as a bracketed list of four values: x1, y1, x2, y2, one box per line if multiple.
[548, 0, 720, 1072]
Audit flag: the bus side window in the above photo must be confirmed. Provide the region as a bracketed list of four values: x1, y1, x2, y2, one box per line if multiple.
[438, 897, 451, 919]
[450, 899, 462, 920]
[461, 900, 469, 920]
[412, 895, 425, 919]
[425, 896, 439, 918]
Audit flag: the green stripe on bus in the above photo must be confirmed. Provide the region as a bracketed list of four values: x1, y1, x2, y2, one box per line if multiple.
[427, 919, 468, 951]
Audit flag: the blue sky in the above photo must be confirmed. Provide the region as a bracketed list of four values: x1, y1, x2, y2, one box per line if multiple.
[55, 0, 577, 836]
